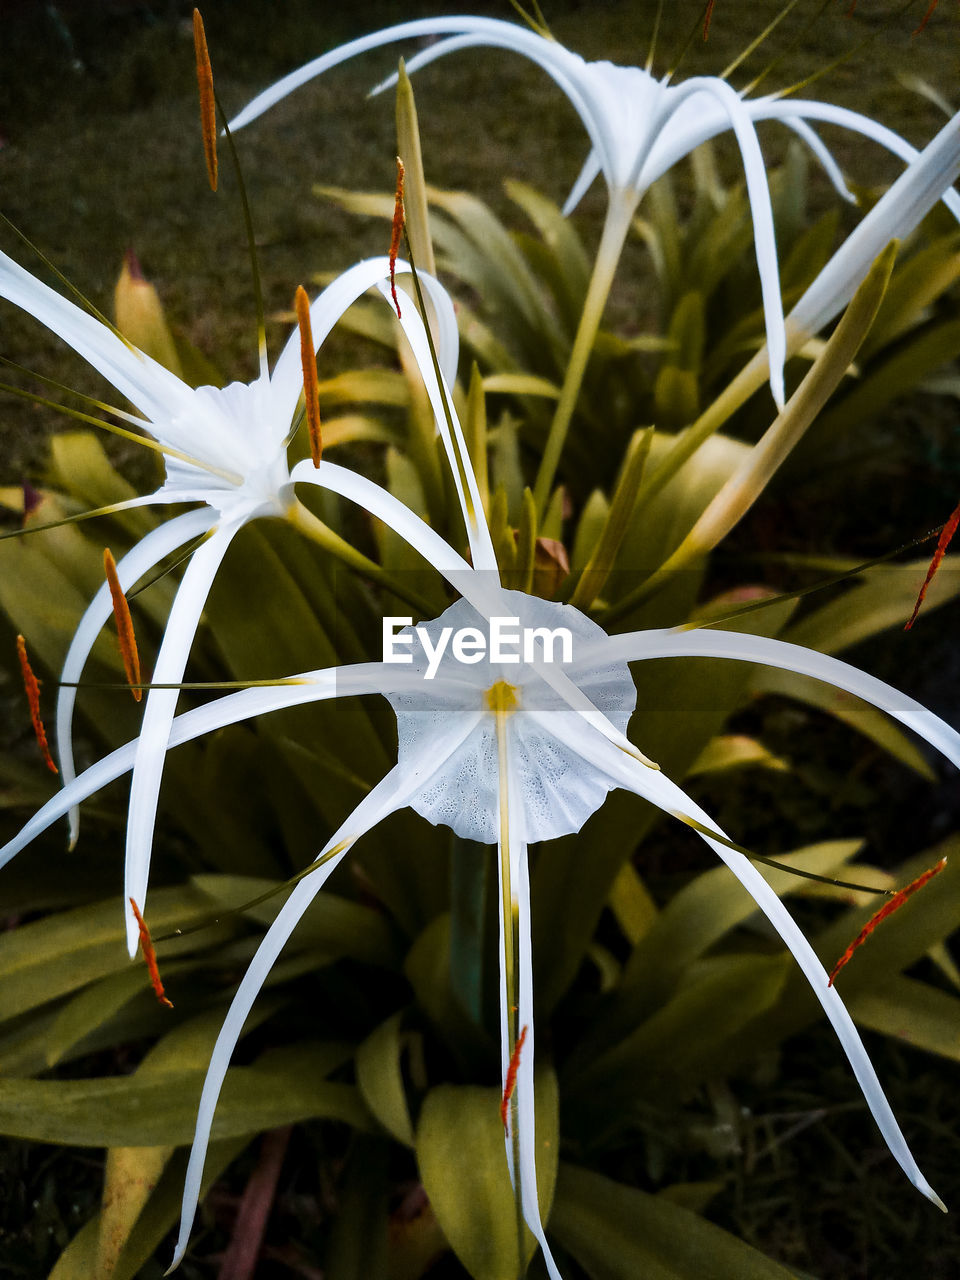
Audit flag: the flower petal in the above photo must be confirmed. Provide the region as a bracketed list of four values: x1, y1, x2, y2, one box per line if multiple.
[0, 662, 446, 878]
[586, 628, 960, 773]
[645, 78, 786, 407]
[56, 506, 217, 848]
[539, 712, 944, 1210]
[123, 521, 241, 955]
[790, 108, 960, 336]
[778, 118, 856, 204]
[0, 247, 193, 423]
[168, 704, 489, 1272]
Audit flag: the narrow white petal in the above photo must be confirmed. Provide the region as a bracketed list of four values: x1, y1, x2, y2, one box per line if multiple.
[562, 149, 603, 217]
[168, 705, 486, 1272]
[375, 280, 498, 575]
[290, 460, 479, 597]
[510, 808, 563, 1276]
[0, 663, 449, 877]
[778, 118, 856, 203]
[167, 765, 411, 1273]
[56, 507, 217, 847]
[658, 79, 786, 406]
[762, 99, 960, 224]
[544, 714, 944, 1209]
[789, 108, 960, 336]
[0, 248, 192, 422]
[123, 522, 240, 955]
[587, 628, 960, 773]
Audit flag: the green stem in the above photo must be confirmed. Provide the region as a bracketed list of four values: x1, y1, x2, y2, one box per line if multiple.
[532, 193, 636, 517]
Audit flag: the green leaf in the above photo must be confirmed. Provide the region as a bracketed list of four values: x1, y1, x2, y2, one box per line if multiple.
[551, 1163, 801, 1280]
[0, 1043, 371, 1145]
[847, 974, 960, 1064]
[356, 1010, 415, 1146]
[0, 885, 222, 1022]
[416, 1071, 559, 1280]
[687, 734, 789, 777]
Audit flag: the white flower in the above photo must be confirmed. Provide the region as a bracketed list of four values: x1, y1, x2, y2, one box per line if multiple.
[227, 14, 960, 410]
[2, 295, 955, 1274]
[0, 246, 458, 955]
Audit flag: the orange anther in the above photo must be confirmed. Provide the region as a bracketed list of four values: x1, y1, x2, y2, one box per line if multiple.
[389, 157, 406, 320]
[103, 548, 142, 702]
[16, 635, 57, 774]
[193, 9, 218, 191]
[130, 898, 174, 1008]
[913, 0, 939, 35]
[905, 497, 960, 630]
[295, 285, 323, 467]
[500, 1024, 528, 1130]
[703, 0, 716, 40]
[828, 857, 947, 986]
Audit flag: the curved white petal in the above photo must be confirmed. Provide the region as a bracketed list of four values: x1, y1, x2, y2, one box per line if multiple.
[123, 521, 242, 955]
[168, 705, 486, 1272]
[0, 663, 455, 877]
[790, 108, 960, 336]
[584, 628, 960, 773]
[0, 248, 193, 423]
[778, 118, 856, 204]
[563, 149, 603, 217]
[56, 506, 217, 848]
[375, 280, 497, 575]
[762, 99, 960, 224]
[649, 78, 786, 407]
[497, 731, 562, 1278]
[539, 712, 944, 1210]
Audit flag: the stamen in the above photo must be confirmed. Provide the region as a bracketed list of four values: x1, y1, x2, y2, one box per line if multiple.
[500, 1024, 529, 1129]
[103, 548, 142, 702]
[16, 635, 57, 774]
[703, 0, 716, 40]
[294, 285, 323, 467]
[913, 0, 937, 33]
[828, 857, 947, 986]
[485, 680, 520, 716]
[390, 156, 406, 320]
[193, 9, 218, 192]
[905, 496, 960, 629]
[129, 897, 174, 1008]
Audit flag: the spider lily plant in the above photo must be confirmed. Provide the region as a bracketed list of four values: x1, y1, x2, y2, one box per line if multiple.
[226, 13, 960, 509]
[2, 277, 957, 1275]
[0, 244, 458, 956]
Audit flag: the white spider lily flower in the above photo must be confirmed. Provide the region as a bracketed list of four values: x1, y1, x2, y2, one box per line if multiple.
[0, 246, 458, 955]
[6, 563, 957, 1271]
[4, 260, 954, 1271]
[228, 15, 960, 411]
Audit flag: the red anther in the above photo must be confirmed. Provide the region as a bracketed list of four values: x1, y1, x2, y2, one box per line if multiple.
[130, 897, 174, 1008]
[828, 857, 947, 986]
[193, 9, 218, 192]
[390, 157, 406, 320]
[295, 285, 323, 468]
[500, 1024, 528, 1130]
[103, 548, 142, 702]
[905, 496, 960, 630]
[703, 0, 716, 40]
[913, 0, 939, 35]
[16, 635, 57, 774]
